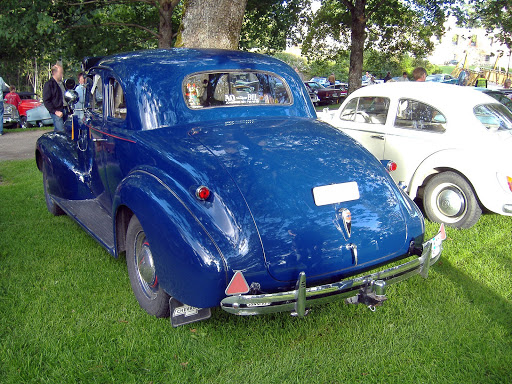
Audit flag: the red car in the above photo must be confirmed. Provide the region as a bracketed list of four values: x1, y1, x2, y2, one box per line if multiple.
[18, 92, 42, 116]
[304, 81, 343, 105]
[3, 91, 41, 118]
[10, 92, 42, 128]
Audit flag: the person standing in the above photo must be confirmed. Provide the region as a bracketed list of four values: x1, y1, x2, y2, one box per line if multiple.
[5, 86, 22, 112]
[0, 74, 8, 136]
[328, 72, 336, 85]
[475, 72, 487, 88]
[383, 72, 392, 82]
[504, 79, 512, 89]
[412, 67, 427, 82]
[397, 72, 409, 82]
[75, 72, 86, 119]
[43, 64, 67, 132]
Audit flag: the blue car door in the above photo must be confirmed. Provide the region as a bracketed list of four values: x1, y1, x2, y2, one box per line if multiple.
[99, 76, 133, 202]
[86, 71, 113, 211]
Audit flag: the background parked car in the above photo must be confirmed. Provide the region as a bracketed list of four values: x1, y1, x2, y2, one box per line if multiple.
[319, 82, 512, 228]
[426, 74, 456, 84]
[26, 104, 52, 127]
[326, 82, 348, 98]
[304, 81, 342, 105]
[2, 102, 20, 128]
[309, 76, 330, 87]
[477, 89, 512, 112]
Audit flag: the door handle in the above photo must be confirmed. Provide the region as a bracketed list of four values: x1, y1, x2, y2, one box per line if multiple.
[371, 135, 385, 140]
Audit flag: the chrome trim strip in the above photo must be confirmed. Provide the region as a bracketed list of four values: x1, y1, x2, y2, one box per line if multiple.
[221, 234, 443, 316]
[503, 204, 512, 214]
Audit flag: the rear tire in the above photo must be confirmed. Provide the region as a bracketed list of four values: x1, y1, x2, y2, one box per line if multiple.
[43, 163, 65, 216]
[423, 171, 481, 228]
[126, 215, 170, 318]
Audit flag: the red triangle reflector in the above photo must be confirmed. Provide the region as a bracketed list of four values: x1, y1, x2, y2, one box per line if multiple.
[439, 223, 447, 241]
[225, 271, 250, 296]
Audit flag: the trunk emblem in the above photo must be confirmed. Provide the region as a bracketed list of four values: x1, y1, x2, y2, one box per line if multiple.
[340, 208, 352, 238]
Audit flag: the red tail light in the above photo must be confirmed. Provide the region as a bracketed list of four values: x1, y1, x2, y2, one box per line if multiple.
[195, 186, 211, 200]
[387, 161, 397, 172]
[507, 176, 512, 192]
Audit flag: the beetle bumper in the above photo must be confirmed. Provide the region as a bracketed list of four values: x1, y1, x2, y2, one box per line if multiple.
[220, 226, 445, 316]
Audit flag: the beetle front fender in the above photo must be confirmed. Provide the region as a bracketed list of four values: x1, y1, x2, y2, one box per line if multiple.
[408, 149, 479, 199]
[113, 169, 228, 309]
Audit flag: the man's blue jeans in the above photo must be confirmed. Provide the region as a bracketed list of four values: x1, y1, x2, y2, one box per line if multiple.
[0, 101, 4, 134]
[51, 112, 65, 133]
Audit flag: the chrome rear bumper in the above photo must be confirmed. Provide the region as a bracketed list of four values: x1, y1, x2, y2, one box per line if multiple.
[221, 226, 445, 316]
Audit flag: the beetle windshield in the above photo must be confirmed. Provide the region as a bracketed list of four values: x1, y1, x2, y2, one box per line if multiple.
[474, 103, 512, 131]
[183, 71, 292, 109]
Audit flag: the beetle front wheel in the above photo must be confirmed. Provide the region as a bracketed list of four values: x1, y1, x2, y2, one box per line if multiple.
[423, 171, 481, 229]
[126, 215, 170, 318]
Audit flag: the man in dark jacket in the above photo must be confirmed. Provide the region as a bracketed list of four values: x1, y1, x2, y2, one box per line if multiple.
[43, 64, 66, 132]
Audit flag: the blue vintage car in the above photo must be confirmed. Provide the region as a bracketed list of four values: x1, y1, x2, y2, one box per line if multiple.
[35, 49, 445, 326]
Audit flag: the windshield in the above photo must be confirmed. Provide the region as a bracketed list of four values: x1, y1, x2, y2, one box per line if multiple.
[183, 71, 291, 109]
[474, 103, 512, 131]
[307, 82, 323, 90]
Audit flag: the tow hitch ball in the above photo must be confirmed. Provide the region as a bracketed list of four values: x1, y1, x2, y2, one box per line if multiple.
[345, 280, 387, 311]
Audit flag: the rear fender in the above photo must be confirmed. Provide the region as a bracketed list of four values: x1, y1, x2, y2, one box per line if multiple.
[408, 149, 477, 199]
[113, 169, 229, 308]
[407, 149, 508, 213]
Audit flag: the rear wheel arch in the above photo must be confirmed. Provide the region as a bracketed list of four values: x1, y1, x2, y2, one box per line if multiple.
[113, 173, 228, 308]
[114, 205, 134, 257]
[415, 167, 476, 199]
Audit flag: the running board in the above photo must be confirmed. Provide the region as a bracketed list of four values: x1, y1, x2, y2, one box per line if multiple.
[54, 197, 115, 253]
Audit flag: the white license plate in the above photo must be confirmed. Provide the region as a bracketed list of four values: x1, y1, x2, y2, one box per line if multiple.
[312, 182, 360, 206]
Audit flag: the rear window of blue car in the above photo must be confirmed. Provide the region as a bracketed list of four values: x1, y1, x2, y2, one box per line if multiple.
[183, 71, 292, 109]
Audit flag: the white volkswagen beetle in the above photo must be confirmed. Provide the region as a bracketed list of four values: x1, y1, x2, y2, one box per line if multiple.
[318, 82, 512, 228]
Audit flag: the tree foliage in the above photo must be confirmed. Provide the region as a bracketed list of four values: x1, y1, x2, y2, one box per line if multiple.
[240, 0, 311, 53]
[0, 0, 306, 92]
[303, 0, 457, 93]
[471, 0, 512, 50]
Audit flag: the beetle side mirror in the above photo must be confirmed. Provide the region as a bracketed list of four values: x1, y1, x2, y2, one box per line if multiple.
[64, 78, 76, 90]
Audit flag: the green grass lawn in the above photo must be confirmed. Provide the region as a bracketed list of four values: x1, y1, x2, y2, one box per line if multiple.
[3, 126, 53, 134]
[1, 159, 511, 383]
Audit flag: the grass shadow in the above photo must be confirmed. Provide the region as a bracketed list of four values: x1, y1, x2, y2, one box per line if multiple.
[436, 258, 512, 334]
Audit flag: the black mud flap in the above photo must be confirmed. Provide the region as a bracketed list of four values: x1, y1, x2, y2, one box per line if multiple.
[169, 297, 211, 327]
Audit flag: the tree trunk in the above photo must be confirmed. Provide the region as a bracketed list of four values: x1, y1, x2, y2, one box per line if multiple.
[158, 0, 180, 49]
[176, 0, 248, 49]
[347, 0, 366, 95]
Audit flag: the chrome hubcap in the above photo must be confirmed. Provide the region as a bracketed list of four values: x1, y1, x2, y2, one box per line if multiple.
[134, 232, 157, 299]
[432, 182, 467, 223]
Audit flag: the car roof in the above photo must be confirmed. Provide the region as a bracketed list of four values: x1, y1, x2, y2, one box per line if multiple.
[88, 48, 315, 128]
[348, 82, 498, 108]
[96, 49, 295, 82]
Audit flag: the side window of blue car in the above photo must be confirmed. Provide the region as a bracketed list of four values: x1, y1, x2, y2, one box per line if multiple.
[108, 79, 126, 120]
[90, 74, 103, 116]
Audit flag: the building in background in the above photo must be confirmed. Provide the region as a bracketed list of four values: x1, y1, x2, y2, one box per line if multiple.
[428, 17, 510, 70]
